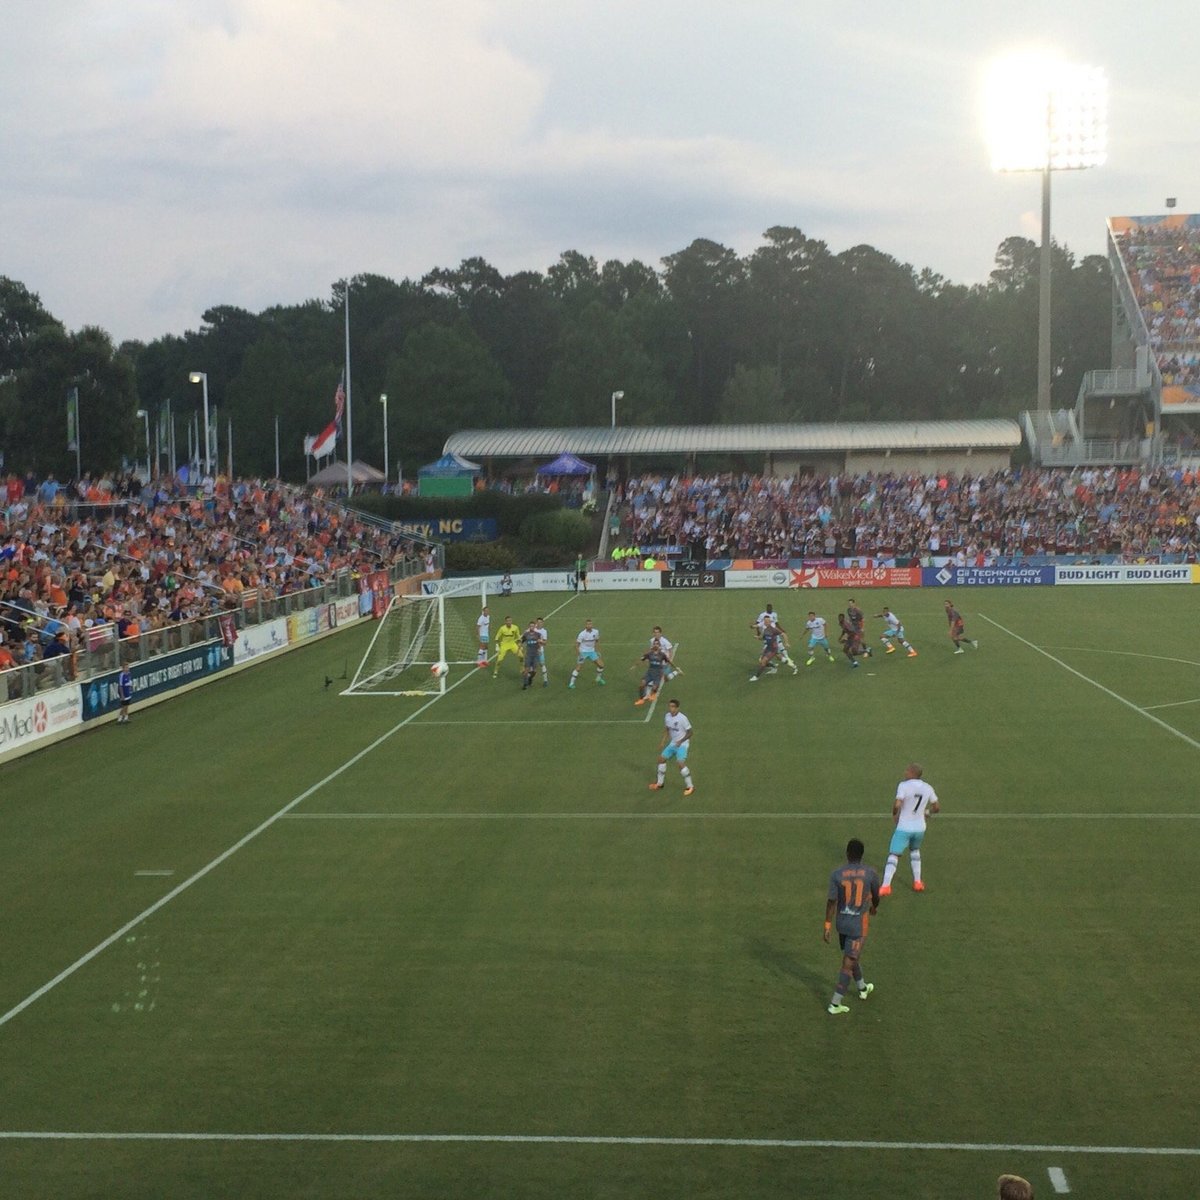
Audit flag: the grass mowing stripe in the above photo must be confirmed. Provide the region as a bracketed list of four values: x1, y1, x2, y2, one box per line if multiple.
[979, 613, 1200, 754]
[0, 663, 483, 1031]
[0, 1131, 1195, 1155]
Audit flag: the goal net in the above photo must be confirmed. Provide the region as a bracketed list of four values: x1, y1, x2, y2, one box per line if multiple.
[344, 578, 488, 697]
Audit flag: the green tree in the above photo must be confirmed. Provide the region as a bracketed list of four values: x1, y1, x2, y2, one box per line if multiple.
[0, 277, 63, 374]
[662, 238, 746, 421]
[7, 325, 137, 475]
[388, 321, 512, 467]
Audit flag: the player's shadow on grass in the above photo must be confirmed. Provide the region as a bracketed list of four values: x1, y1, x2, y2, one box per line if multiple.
[745, 936, 828, 1003]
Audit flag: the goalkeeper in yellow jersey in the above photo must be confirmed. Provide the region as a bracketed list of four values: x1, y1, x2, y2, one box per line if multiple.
[492, 615, 523, 678]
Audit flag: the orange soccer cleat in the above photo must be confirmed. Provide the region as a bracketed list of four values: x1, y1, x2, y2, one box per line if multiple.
[878, 885, 892, 897]
[912, 880, 925, 892]
[648, 782, 664, 791]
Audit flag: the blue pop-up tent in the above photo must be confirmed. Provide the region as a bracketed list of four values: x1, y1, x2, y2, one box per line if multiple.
[536, 452, 595, 476]
[418, 451, 481, 497]
[419, 452, 482, 476]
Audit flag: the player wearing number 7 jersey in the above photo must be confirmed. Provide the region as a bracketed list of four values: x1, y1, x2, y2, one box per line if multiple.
[879, 762, 940, 895]
[824, 838, 880, 1014]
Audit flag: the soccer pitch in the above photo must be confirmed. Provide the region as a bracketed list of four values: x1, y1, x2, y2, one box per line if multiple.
[1, 585, 1197, 1199]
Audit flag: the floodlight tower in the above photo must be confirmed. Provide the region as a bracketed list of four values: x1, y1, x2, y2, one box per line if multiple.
[986, 56, 1107, 413]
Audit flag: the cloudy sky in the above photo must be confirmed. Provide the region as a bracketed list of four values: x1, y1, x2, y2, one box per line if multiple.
[3, 0, 1196, 345]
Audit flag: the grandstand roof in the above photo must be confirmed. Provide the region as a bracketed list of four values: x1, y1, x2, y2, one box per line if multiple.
[444, 420, 1022, 459]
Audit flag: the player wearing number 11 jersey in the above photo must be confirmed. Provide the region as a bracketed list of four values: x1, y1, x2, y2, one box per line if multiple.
[880, 762, 940, 895]
[824, 838, 880, 1014]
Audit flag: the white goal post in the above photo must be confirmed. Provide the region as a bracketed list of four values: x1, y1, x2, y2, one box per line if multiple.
[343, 578, 488, 697]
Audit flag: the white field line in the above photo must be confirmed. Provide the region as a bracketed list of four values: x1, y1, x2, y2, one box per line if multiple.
[0, 594, 585, 1030]
[413, 719, 647, 727]
[0, 1131, 1195, 1156]
[1143, 697, 1200, 711]
[282, 811, 1200, 821]
[0, 654, 484, 1029]
[1040, 647, 1200, 669]
[978, 615, 1200, 754]
[1048, 1165, 1071, 1193]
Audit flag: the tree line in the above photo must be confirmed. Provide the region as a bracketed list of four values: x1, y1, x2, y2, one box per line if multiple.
[0, 228, 1110, 480]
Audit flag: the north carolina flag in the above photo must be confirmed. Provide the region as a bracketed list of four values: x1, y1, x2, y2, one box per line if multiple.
[304, 379, 346, 458]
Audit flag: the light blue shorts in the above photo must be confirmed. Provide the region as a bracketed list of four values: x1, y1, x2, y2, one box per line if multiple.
[662, 742, 689, 763]
[577, 650, 600, 663]
[883, 626, 906, 640]
[808, 636, 831, 651]
[889, 828, 925, 855]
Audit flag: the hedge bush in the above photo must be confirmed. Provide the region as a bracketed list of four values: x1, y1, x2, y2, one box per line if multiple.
[443, 542, 520, 572]
[518, 509, 592, 554]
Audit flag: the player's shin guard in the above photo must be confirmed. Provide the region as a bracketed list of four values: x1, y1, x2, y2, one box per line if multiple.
[882, 854, 899, 888]
[656, 764, 667, 785]
[680, 766, 693, 789]
[910, 850, 921, 883]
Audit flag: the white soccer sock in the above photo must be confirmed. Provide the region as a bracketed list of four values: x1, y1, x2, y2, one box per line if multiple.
[883, 855, 899, 887]
[680, 766, 693, 788]
[656, 764, 667, 784]
[910, 851, 922, 883]
[570, 669, 579, 682]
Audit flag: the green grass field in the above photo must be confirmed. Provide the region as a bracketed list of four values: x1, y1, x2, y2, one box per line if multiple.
[1, 584, 1198, 1199]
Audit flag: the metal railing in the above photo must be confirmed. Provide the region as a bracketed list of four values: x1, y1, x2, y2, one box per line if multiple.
[0, 555, 427, 703]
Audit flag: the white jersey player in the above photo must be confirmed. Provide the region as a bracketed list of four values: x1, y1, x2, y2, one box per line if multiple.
[535, 617, 549, 686]
[754, 604, 779, 635]
[649, 699, 694, 796]
[880, 763, 940, 895]
[875, 606, 917, 658]
[804, 612, 835, 664]
[568, 620, 605, 688]
[475, 606, 490, 667]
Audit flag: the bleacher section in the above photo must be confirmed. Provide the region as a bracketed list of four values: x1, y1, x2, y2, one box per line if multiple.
[1110, 214, 1200, 411]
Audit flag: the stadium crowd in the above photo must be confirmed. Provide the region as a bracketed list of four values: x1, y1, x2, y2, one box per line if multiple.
[619, 465, 1200, 560]
[1114, 220, 1200, 387]
[0, 471, 421, 681]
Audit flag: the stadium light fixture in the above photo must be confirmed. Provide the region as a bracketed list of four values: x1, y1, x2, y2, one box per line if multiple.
[611, 390, 624, 428]
[985, 54, 1107, 413]
[136, 408, 149, 477]
[188, 371, 211, 474]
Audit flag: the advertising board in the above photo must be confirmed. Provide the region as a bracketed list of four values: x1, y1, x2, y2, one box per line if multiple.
[789, 566, 921, 589]
[723, 569, 793, 589]
[1054, 564, 1192, 586]
[660, 569, 726, 589]
[233, 617, 290, 665]
[391, 518, 498, 542]
[0, 685, 83, 754]
[922, 566, 1056, 587]
[82, 644, 234, 721]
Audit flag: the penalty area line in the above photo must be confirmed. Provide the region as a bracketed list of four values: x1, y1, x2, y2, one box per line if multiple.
[0, 663, 480, 1032]
[0, 1131, 1194, 1156]
[978, 614, 1200, 755]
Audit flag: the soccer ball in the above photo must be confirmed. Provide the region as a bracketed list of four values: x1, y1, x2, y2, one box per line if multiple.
[430, 661, 449, 678]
